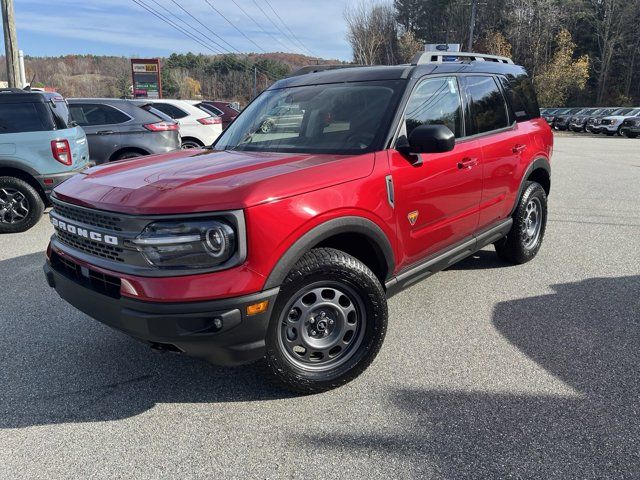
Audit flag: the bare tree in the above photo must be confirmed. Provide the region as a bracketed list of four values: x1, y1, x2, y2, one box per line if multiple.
[344, 1, 399, 65]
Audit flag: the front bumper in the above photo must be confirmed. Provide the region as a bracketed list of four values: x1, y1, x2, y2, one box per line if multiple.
[620, 126, 640, 136]
[44, 254, 279, 366]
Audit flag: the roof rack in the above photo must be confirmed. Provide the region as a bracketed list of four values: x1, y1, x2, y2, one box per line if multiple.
[412, 51, 514, 65]
[288, 64, 363, 77]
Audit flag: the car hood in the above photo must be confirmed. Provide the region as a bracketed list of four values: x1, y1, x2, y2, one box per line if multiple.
[53, 149, 376, 215]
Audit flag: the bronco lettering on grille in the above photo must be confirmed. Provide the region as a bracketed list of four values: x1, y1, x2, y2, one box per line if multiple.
[51, 216, 119, 246]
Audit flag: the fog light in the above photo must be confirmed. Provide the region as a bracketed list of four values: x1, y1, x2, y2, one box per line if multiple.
[246, 300, 269, 316]
[212, 317, 223, 331]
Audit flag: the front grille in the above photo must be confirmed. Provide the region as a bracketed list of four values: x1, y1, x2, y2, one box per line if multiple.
[56, 229, 125, 262]
[50, 251, 121, 299]
[53, 202, 123, 232]
[601, 119, 612, 125]
[622, 119, 638, 127]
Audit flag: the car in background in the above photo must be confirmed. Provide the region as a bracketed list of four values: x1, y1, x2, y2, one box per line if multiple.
[597, 108, 640, 136]
[68, 99, 180, 164]
[188, 100, 239, 129]
[568, 107, 602, 132]
[552, 107, 586, 130]
[620, 114, 640, 138]
[142, 99, 222, 148]
[0, 89, 90, 233]
[585, 107, 620, 133]
[257, 104, 305, 133]
[542, 108, 562, 125]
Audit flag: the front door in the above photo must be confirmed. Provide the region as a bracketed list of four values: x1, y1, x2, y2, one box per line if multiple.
[389, 76, 483, 270]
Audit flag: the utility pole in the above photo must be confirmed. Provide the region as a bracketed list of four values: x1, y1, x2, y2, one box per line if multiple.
[252, 66, 257, 99]
[1, 0, 20, 88]
[467, 0, 477, 52]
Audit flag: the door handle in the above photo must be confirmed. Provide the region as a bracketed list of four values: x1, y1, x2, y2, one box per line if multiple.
[457, 157, 478, 169]
[512, 143, 527, 153]
[96, 130, 114, 135]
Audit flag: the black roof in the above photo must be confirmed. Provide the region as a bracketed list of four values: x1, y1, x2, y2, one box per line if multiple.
[271, 61, 529, 89]
[0, 89, 64, 104]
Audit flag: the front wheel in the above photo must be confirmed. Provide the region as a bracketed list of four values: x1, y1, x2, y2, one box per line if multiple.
[265, 248, 388, 394]
[494, 181, 547, 264]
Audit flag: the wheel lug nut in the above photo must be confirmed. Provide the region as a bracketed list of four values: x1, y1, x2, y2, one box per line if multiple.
[310, 330, 316, 336]
[329, 319, 334, 325]
[309, 318, 315, 324]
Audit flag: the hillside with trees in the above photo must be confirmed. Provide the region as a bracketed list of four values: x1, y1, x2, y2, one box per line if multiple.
[345, 0, 640, 106]
[0, 52, 339, 105]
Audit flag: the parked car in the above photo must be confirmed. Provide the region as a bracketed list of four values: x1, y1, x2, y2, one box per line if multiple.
[44, 51, 552, 393]
[620, 114, 640, 138]
[0, 89, 90, 233]
[552, 107, 586, 130]
[542, 108, 562, 125]
[187, 100, 239, 129]
[585, 107, 620, 133]
[256, 104, 305, 133]
[568, 108, 602, 132]
[142, 99, 222, 148]
[68, 99, 180, 164]
[597, 108, 640, 136]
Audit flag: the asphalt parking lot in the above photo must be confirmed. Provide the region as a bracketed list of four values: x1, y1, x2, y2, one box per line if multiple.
[1, 135, 639, 479]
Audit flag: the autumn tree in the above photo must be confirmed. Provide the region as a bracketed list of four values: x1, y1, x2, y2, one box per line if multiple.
[534, 29, 589, 106]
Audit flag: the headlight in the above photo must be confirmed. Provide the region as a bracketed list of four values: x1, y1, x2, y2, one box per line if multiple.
[132, 219, 236, 269]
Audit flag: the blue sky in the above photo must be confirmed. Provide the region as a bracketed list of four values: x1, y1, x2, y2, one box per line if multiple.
[9, 0, 352, 60]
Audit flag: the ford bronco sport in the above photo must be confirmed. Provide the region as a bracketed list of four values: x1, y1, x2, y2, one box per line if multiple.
[0, 89, 90, 233]
[44, 52, 552, 393]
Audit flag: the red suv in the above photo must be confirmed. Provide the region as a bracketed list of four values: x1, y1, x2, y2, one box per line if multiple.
[44, 52, 552, 393]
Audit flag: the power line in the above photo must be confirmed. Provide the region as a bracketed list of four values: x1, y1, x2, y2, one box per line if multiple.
[251, 0, 303, 54]
[227, 0, 300, 54]
[202, 0, 267, 54]
[262, 0, 316, 57]
[130, 0, 283, 81]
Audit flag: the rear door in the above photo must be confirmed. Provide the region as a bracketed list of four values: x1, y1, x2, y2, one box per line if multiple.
[69, 103, 133, 163]
[460, 75, 528, 230]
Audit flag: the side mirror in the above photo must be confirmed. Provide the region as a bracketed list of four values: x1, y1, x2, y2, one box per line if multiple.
[397, 124, 455, 155]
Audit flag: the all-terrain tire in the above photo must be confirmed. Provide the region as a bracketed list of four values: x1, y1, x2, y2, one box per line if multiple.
[0, 176, 45, 234]
[265, 248, 387, 394]
[494, 181, 547, 264]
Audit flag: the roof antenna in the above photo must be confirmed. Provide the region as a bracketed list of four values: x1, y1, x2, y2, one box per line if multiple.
[23, 73, 36, 91]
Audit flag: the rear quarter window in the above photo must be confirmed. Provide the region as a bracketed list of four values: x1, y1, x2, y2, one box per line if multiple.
[462, 75, 510, 134]
[152, 103, 189, 119]
[0, 103, 49, 133]
[499, 74, 540, 121]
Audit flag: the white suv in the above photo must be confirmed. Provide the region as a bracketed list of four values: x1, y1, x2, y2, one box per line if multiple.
[598, 107, 640, 136]
[144, 99, 222, 148]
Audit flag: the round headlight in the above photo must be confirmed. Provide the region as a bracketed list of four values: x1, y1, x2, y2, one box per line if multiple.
[205, 226, 230, 258]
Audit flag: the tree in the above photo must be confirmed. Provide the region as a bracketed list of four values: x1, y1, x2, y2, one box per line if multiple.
[534, 29, 589, 106]
[475, 30, 512, 58]
[397, 31, 423, 63]
[344, 1, 399, 65]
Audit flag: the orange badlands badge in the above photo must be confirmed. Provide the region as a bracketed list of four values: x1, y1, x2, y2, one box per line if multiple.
[407, 211, 419, 225]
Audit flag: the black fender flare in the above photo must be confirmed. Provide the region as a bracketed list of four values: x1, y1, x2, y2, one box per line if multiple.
[0, 159, 41, 178]
[509, 157, 551, 216]
[263, 216, 395, 290]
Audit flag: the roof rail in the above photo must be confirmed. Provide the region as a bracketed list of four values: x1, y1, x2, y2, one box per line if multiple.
[288, 64, 363, 77]
[412, 51, 514, 65]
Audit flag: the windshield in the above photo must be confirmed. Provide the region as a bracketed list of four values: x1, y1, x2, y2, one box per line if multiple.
[214, 80, 404, 154]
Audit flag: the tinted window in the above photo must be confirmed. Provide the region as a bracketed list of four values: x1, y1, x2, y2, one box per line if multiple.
[152, 103, 188, 119]
[499, 74, 540, 121]
[197, 103, 223, 116]
[69, 104, 130, 126]
[405, 76, 463, 138]
[214, 80, 403, 154]
[48, 98, 73, 129]
[0, 103, 47, 133]
[464, 76, 509, 134]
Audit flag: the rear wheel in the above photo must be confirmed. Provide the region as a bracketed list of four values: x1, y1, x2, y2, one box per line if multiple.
[265, 248, 387, 394]
[494, 181, 547, 264]
[114, 151, 144, 161]
[0, 177, 44, 233]
[181, 139, 203, 149]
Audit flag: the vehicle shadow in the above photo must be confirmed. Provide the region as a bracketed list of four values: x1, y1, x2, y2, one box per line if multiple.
[300, 276, 640, 478]
[0, 253, 291, 429]
[446, 248, 511, 270]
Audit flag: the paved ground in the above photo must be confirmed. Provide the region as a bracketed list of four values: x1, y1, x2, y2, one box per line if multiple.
[1, 135, 639, 479]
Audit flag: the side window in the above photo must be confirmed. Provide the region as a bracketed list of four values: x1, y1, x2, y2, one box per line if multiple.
[69, 104, 130, 126]
[153, 103, 188, 119]
[463, 76, 510, 134]
[0, 103, 47, 133]
[405, 76, 463, 138]
[499, 74, 540, 121]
